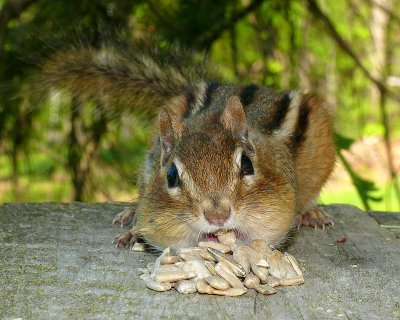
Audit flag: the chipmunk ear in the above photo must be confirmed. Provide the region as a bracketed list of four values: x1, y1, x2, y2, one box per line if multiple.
[221, 96, 254, 153]
[159, 104, 185, 166]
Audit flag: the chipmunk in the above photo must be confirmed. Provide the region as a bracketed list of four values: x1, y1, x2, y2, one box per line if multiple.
[40, 37, 336, 250]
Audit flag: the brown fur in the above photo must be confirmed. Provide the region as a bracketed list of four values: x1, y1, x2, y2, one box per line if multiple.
[39, 44, 335, 250]
[131, 88, 335, 250]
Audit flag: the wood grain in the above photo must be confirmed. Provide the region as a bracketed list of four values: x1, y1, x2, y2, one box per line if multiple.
[0, 203, 399, 319]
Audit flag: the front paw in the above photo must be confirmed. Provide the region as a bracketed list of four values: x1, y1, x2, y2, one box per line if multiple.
[112, 206, 136, 227]
[113, 228, 138, 248]
[299, 207, 333, 230]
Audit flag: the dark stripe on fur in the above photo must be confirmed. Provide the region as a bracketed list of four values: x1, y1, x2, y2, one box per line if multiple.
[183, 88, 197, 118]
[269, 93, 291, 132]
[239, 84, 258, 107]
[292, 98, 310, 152]
[203, 82, 219, 109]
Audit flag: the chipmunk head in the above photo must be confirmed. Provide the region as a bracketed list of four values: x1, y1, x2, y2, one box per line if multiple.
[136, 94, 297, 249]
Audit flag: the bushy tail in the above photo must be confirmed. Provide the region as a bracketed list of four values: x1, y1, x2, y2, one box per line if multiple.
[38, 35, 216, 111]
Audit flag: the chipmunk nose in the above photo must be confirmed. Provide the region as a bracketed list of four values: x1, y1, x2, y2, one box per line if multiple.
[204, 208, 231, 226]
[202, 196, 232, 226]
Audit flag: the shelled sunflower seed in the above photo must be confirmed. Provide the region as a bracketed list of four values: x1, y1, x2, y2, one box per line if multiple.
[136, 230, 304, 296]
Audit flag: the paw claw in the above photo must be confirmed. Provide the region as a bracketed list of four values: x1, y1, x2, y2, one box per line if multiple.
[112, 206, 136, 227]
[113, 227, 139, 249]
[300, 207, 333, 230]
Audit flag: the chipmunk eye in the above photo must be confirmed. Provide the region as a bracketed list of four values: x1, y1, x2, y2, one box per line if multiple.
[240, 154, 254, 176]
[167, 163, 180, 188]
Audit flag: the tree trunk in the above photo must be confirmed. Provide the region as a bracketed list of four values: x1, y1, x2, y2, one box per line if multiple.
[299, 13, 312, 90]
[370, 0, 399, 207]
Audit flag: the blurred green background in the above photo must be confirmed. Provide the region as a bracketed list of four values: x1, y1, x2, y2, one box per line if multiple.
[0, 0, 399, 211]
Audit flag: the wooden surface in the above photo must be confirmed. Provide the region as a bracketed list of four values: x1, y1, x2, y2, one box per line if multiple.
[368, 210, 400, 239]
[1, 203, 399, 319]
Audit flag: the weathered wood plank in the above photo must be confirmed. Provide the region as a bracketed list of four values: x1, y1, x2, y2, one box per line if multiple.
[0, 203, 399, 319]
[368, 211, 400, 239]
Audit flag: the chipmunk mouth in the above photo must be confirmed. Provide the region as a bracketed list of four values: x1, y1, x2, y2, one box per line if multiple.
[201, 233, 219, 242]
[200, 229, 246, 243]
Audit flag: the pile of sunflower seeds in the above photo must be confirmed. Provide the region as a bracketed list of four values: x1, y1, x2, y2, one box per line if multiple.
[135, 231, 304, 296]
